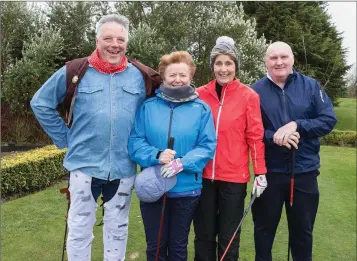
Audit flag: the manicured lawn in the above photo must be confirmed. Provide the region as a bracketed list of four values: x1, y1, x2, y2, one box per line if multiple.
[334, 98, 356, 131]
[1, 146, 356, 261]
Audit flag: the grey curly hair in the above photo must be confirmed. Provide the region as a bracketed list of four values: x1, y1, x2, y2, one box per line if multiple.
[96, 14, 129, 38]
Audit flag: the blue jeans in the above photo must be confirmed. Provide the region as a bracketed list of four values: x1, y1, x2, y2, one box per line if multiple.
[140, 195, 200, 261]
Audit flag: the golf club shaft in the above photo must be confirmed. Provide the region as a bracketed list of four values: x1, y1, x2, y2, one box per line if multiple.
[288, 239, 291, 261]
[288, 148, 296, 260]
[289, 148, 296, 206]
[220, 193, 257, 261]
[155, 193, 167, 261]
[61, 204, 69, 261]
[155, 137, 175, 261]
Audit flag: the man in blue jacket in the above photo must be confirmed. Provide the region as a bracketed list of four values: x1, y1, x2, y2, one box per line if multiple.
[251, 41, 337, 261]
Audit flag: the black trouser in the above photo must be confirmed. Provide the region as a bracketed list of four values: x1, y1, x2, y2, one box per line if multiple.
[252, 170, 320, 261]
[194, 178, 247, 261]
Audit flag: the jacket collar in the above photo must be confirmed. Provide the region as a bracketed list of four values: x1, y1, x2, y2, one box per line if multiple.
[266, 68, 297, 87]
[205, 78, 241, 97]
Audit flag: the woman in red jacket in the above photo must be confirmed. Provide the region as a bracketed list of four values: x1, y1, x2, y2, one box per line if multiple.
[193, 36, 267, 261]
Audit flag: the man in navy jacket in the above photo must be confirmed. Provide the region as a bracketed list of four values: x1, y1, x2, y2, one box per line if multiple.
[251, 41, 337, 261]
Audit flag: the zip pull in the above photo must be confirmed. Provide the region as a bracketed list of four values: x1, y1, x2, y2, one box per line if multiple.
[319, 90, 325, 102]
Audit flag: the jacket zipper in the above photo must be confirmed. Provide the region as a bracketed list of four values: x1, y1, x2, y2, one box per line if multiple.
[167, 103, 185, 146]
[167, 107, 174, 145]
[269, 74, 295, 173]
[281, 76, 294, 173]
[211, 87, 227, 182]
[282, 89, 289, 124]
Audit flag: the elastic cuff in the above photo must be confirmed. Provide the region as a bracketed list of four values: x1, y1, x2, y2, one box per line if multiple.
[55, 139, 68, 149]
[156, 150, 163, 159]
[295, 120, 301, 132]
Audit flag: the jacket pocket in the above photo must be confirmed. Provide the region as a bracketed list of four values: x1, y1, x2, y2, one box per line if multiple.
[122, 85, 142, 115]
[77, 85, 104, 113]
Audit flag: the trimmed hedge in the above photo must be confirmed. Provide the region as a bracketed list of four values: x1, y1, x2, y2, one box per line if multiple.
[321, 130, 357, 147]
[1, 130, 354, 199]
[1, 145, 67, 199]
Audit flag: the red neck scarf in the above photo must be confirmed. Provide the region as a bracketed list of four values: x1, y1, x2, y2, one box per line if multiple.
[88, 49, 128, 74]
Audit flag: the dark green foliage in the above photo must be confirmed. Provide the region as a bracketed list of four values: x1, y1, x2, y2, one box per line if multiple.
[321, 130, 357, 147]
[1, 2, 352, 144]
[45, 2, 96, 62]
[240, 1, 350, 105]
[117, 2, 267, 86]
[0, 2, 41, 79]
[2, 27, 64, 114]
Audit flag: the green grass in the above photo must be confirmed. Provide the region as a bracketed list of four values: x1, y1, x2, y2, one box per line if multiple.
[334, 98, 356, 131]
[2, 146, 356, 261]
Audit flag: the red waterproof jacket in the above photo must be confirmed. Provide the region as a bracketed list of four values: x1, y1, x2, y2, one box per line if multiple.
[197, 79, 267, 183]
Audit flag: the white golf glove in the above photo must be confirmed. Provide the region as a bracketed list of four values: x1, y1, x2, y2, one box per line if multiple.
[252, 175, 267, 197]
[160, 158, 183, 178]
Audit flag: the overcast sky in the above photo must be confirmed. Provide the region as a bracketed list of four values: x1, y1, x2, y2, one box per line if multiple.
[327, 2, 356, 68]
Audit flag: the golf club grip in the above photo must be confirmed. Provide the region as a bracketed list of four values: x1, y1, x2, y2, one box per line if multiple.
[290, 178, 295, 205]
[292, 148, 296, 170]
[168, 137, 175, 150]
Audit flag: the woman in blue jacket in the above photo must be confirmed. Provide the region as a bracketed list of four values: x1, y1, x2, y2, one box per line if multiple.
[128, 51, 216, 261]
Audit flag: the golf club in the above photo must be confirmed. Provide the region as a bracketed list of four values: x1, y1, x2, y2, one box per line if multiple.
[60, 174, 70, 261]
[219, 192, 258, 261]
[155, 137, 175, 261]
[288, 147, 296, 261]
[289, 148, 296, 207]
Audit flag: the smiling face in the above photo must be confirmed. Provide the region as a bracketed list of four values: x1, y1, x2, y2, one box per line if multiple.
[96, 21, 128, 65]
[163, 63, 192, 88]
[265, 42, 294, 84]
[213, 54, 236, 85]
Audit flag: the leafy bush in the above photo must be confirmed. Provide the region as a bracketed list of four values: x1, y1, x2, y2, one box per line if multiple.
[321, 130, 357, 147]
[2, 27, 64, 115]
[1, 146, 67, 199]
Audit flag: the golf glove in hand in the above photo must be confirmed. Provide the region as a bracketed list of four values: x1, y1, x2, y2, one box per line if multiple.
[161, 158, 183, 178]
[252, 175, 267, 197]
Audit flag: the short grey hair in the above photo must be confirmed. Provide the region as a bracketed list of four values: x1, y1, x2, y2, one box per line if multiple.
[95, 14, 129, 37]
[266, 41, 294, 57]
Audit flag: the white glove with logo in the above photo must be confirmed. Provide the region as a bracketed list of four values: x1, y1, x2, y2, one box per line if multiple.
[252, 175, 267, 197]
[160, 158, 183, 178]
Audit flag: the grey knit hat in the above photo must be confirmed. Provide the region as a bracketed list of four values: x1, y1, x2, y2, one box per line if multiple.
[210, 36, 240, 72]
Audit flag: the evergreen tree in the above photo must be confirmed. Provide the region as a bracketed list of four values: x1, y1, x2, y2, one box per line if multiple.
[45, 2, 96, 62]
[2, 27, 64, 114]
[116, 2, 267, 86]
[240, 1, 350, 105]
[0, 2, 41, 78]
